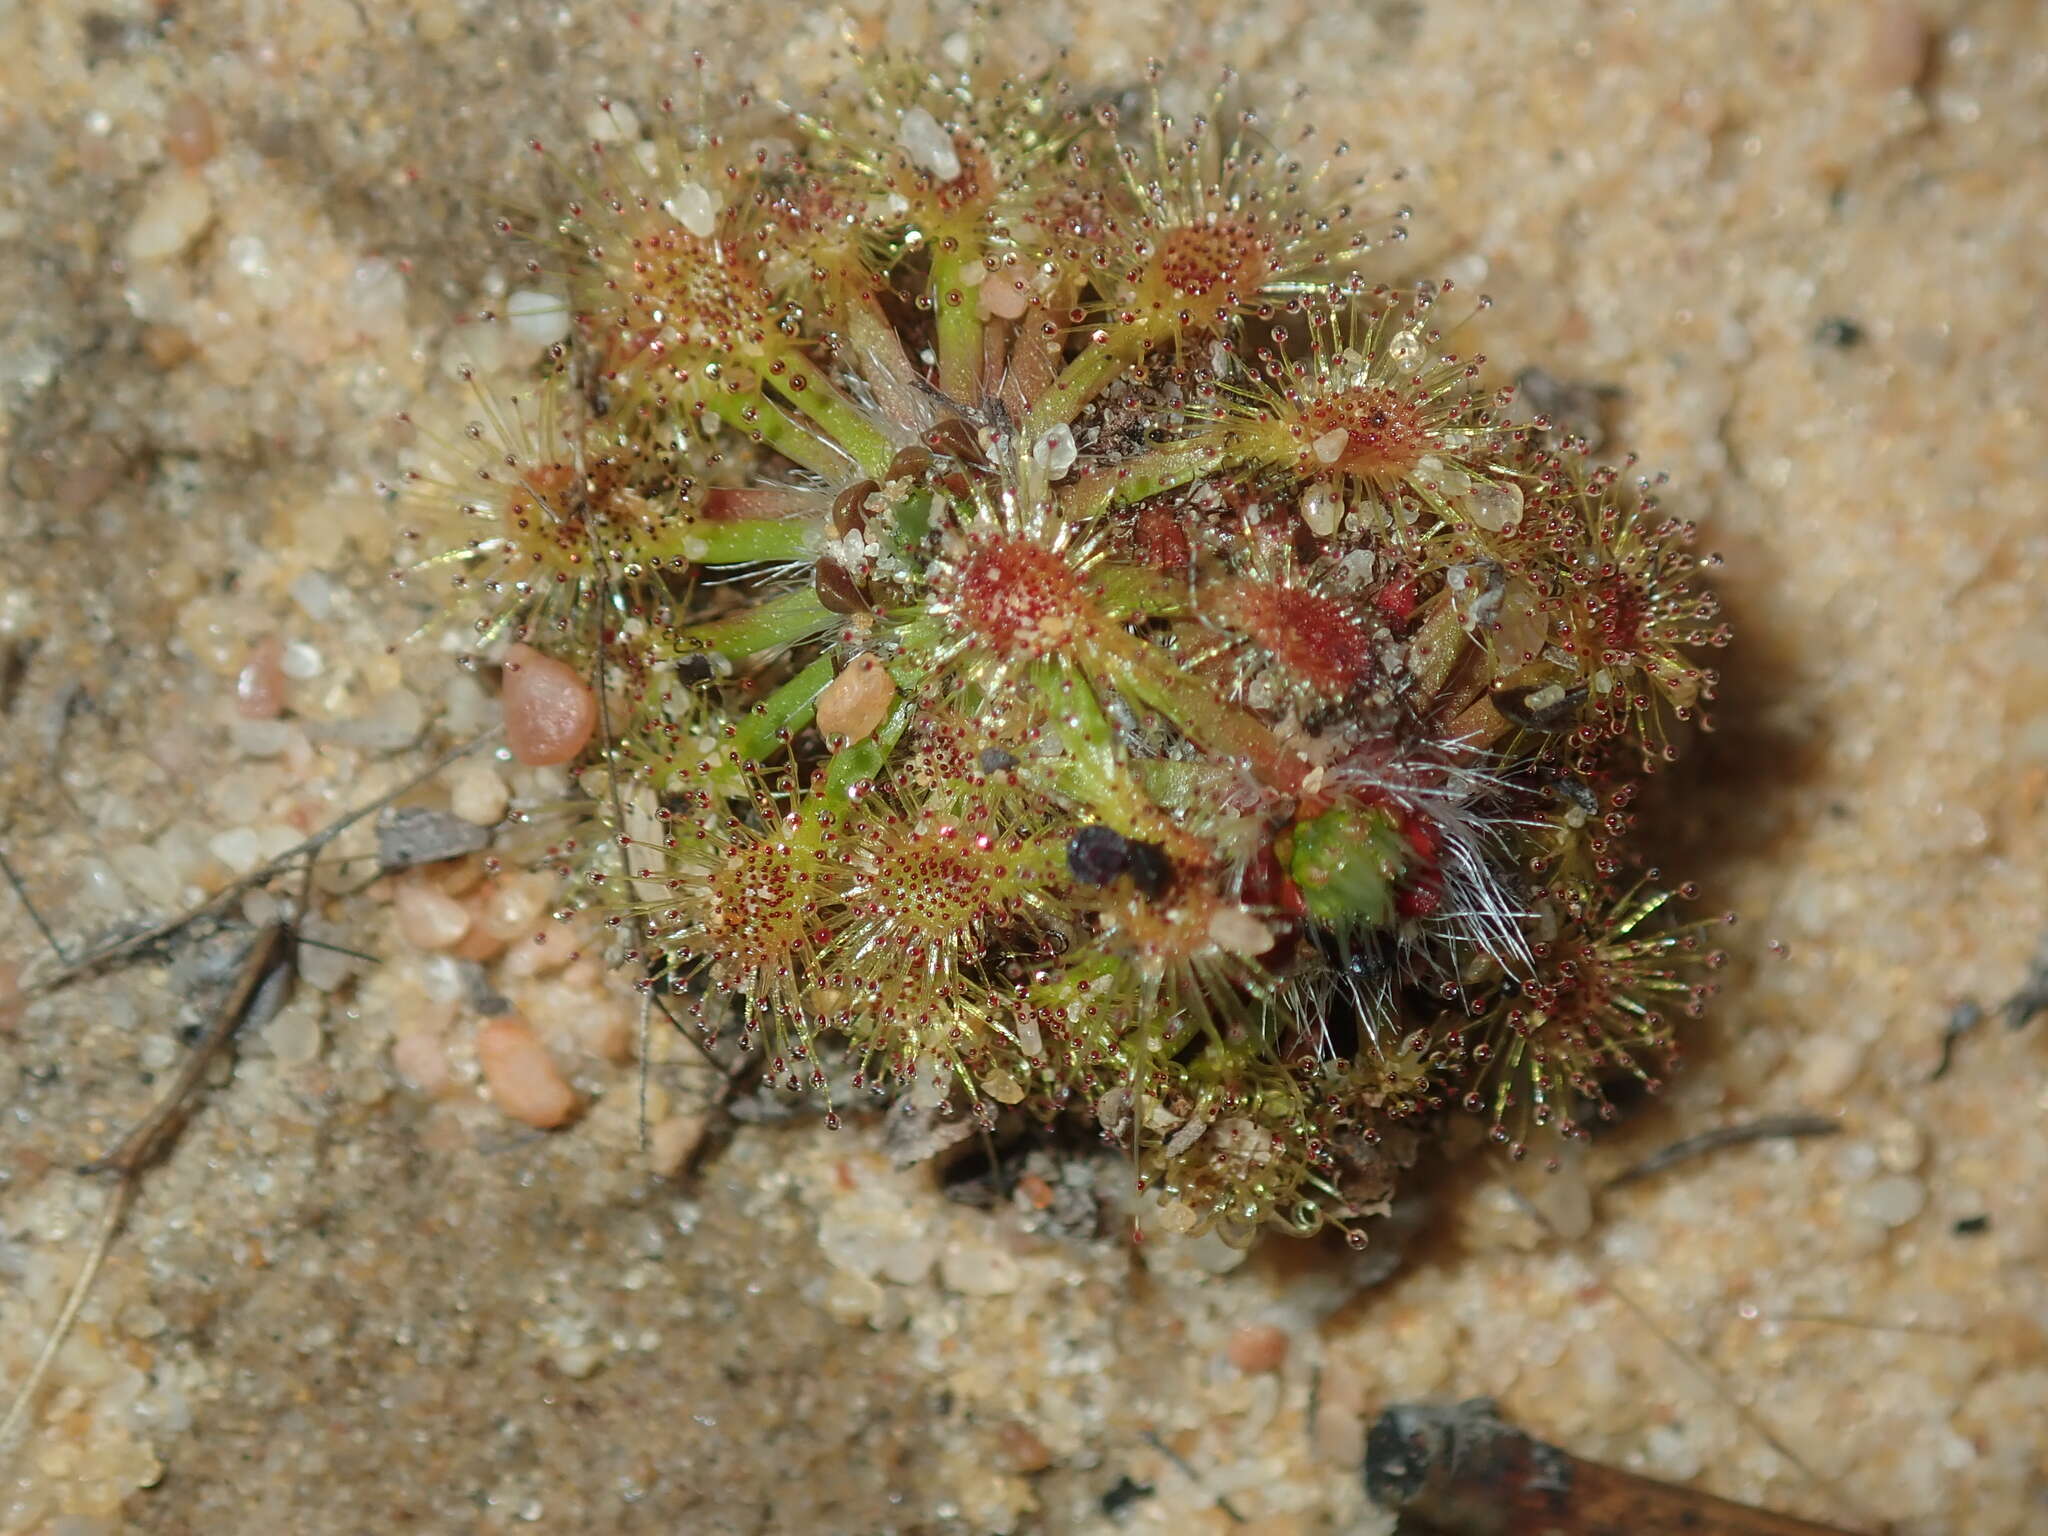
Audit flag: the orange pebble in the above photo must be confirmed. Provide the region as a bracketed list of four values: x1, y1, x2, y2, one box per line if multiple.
[165, 93, 219, 169]
[451, 920, 507, 963]
[501, 643, 596, 765]
[1225, 1323, 1290, 1374]
[477, 872, 552, 943]
[394, 878, 472, 950]
[475, 1017, 578, 1129]
[235, 636, 286, 719]
[994, 1421, 1054, 1474]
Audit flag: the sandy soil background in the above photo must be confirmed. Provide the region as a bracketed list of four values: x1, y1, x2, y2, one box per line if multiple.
[2, 1, 2045, 1532]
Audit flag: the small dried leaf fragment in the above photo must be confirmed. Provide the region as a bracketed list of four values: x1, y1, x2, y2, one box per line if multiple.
[815, 654, 896, 744]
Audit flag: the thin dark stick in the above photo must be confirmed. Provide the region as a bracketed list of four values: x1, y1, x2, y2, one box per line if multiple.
[0, 846, 68, 963]
[85, 922, 293, 1176]
[580, 506, 729, 1085]
[1505, 1188, 1871, 1529]
[637, 986, 652, 1153]
[975, 1121, 1006, 1200]
[1602, 1114, 1840, 1191]
[1138, 1428, 1247, 1525]
[646, 983, 757, 1100]
[1929, 999, 1982, 1082]
[294, 934, 381, 966]
[1754, 1310, 1966, 1337]
[25, 730, 495, 996]
[2000, 934, 2048, 1031]
[2, 920, 295, 1458]
[0, 1176, 135, 1459]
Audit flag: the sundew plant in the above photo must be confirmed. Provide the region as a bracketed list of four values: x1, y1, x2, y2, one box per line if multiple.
[393, 55, 1730, 1246]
